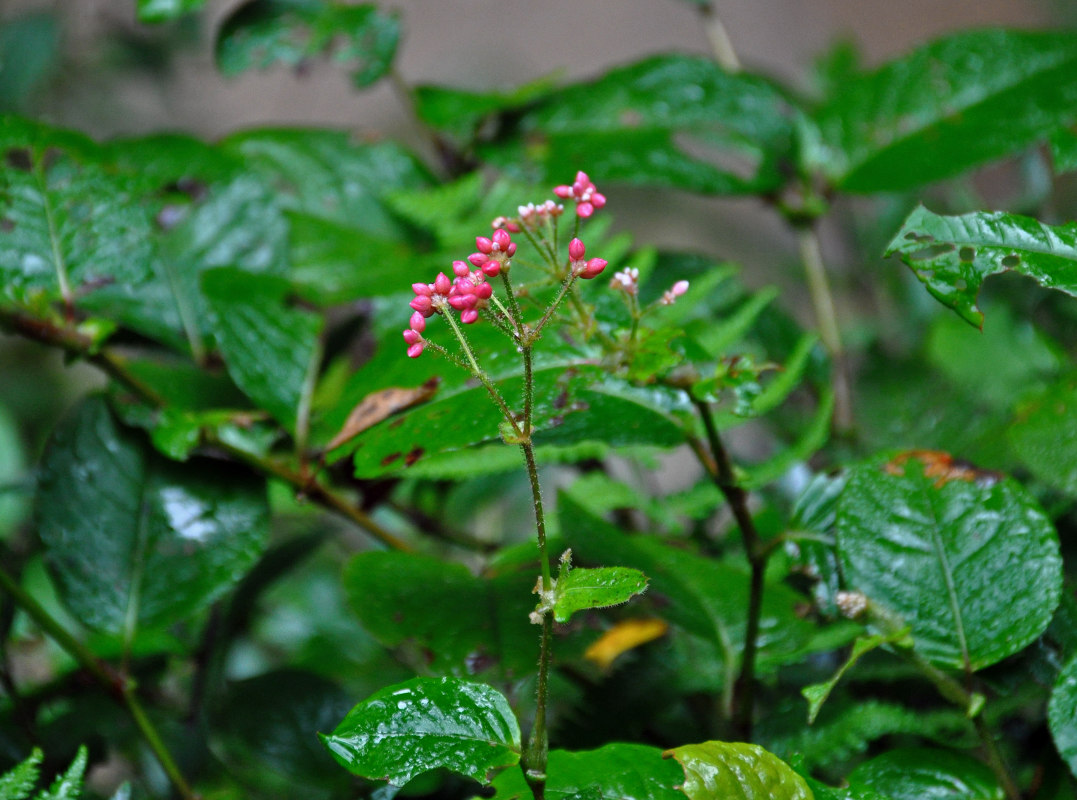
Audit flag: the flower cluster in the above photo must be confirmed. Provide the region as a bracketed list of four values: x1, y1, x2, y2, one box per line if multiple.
[569, 237, 607, 280]
[554, 171, 606, 218]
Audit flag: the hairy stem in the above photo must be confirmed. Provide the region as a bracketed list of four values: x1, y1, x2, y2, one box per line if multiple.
[692, 399, 766, 740]
[0, 564, 199, 800]
[797, 226, 853, 432]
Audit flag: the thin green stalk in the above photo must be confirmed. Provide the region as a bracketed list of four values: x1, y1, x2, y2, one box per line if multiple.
[441, 309, 523, 439]
[0, 564, 200, 800]
[523, 614, 552, 800]
[692, 399, 766, 740]
[797, 226, 853, 432]
[530, 275, 578, 339]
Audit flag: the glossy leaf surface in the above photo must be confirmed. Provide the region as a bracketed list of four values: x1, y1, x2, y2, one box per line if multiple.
[551, 565, 648, 623]
[836, 451, 1062, 670]
[508, 54, 795, 194]
[216, 0, 399, 88]
[491, 743, 683, 800]
[847, 748, 1004, 800]
[321, 677, 520, 785]
[815, 30, 1077, 191]
[343, 551, 537, 680]
[34, 396, 268, 633]
[885, 206, 1077, 327]
[1049, 655, 1077, 781]
[666, 741, 812, 800]
[202, 268, 323, 434]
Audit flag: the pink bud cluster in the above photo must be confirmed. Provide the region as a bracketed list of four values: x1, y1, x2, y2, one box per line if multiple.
[403, 230, 520, 357]
[660, 280, 690, 305]
[568, 238, 607, 280]
[554, 171, 606, 218]
[514, 200, 564, 230]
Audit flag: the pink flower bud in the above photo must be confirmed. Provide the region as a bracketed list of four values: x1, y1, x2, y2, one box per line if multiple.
[468, 252, 488, 268]
[569, 238, 586, 260]
[434, 272, 452, 295]
[506, 242, 517, 256]
[409, 311, 426, 332]
[475, 281, 493, 299]
[461, 309, 479, 324]
[482, 261, 501, 277]
[581, 258, 607, 279]
[412, 282, 432, 296]
[492, 229, 511, 250]
[448, 294, 473, 310]
[406, 342, 424, 358]
[452, 260, 470, 277]
[410, 295, 433, 315]
[671, 280, 689, 296]
[403, 329, 422, 345]
[476, 236, 493, 254]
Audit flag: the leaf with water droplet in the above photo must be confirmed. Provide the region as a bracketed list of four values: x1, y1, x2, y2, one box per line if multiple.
[550, 566, 648, 623]
[320, 677, 521, 786]
[664, 741, 812, 800]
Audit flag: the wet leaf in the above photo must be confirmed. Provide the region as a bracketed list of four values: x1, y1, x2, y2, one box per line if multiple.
[216, 0, 400, 88]
[836, 451, 1062, 671]
[847, 747, 1004, 800]
[1051, 655, 1077, 782]
[320, 677, 520, 785]
[202, 268, 323, 435]
[815, 29, 1077, 191]
[665, 741, 812, 800]
[549, 565, 648, 624]
[584, 618, 670, 670]
[34, 396, 269, 634]
[490, 743, 683, 800]
[885, 205, 1077, 327]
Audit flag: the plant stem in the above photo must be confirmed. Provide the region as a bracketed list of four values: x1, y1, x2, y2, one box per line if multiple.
[692, 399, 766, 740]
[0, 564, 199, 800]
[698, 1, 741, 72]
[0, 306, 409, 551]
[973, 713, 1021, 800]
[796, 226, 853, 432]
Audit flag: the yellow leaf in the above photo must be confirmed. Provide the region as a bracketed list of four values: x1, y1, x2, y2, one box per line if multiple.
[584, 617, 669, 670]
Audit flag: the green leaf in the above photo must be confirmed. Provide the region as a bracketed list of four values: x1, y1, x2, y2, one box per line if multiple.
[38, 746, 86, 800]
[320, 677, 521, 786]
[345, 368, 683, 478]
[216, 0, 399, 88]
[1049, 655, 1077, 781]
[802, 631, 910, 723]
[665, 741, 812, 800]
[34, 396, 269, 634]
[137, 0, 207, 23]
[342, 551, 537, 680]
[549, 564, 648, 624]
[847, 747, 1004, 800]
[491, 743, 684, 800]
[885, 205, 1077, 327]
[814, 29, 1077, 191]
[560, 495, 815, 685]
[836, 451, 1062, 671]
[0, 748, 41, 800]
[214, 669, 355, 794]
[1051, 126, 1077, 174]
[1009, 376, 1077, 497]
[414, 76, 559, 143]
[202, 268, 323, 435]
[510, 54, 795, 194]
[223, 129, 430, 234]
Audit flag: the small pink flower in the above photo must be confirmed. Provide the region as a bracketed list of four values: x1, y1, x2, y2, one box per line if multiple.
[469, 229, 515, 277]
[660, 280, 689, 306]
[409, 311, 426, 332]
[611, 267, 639, 295]
[402, 328, 424, 358]
[491, 215, 522, 233]
[554, 171, 607, 218]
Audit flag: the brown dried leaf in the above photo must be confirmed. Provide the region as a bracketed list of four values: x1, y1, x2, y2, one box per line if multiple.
[326, 377, 440, 452]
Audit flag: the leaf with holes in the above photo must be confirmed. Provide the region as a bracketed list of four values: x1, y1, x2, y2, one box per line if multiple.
[885, 205, 1077, 327]
[490, 743, 683, 800]
[320, 677, 520, 785]
[216, 0, 400, 88]
[34, 396, 269, 635]
[836, 451, 1062, 671]
[665, 741, 812, 800]
[814, 29, 1077, 191]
